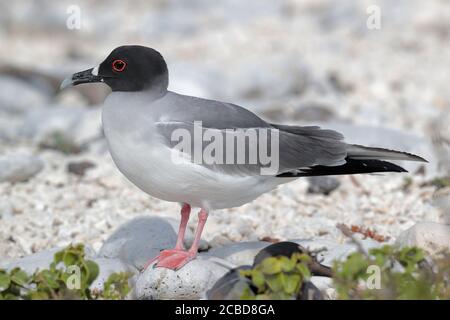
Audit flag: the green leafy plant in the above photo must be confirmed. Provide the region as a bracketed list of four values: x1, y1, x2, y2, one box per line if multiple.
[237, 244, 449, 300]
[95, 271, 133, 300]
[0, 244, 133, 300]
[333, 246, 450, 300]
[239, 253, 312, 300]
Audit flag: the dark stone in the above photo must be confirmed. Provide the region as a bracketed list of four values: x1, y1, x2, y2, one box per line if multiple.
[206, 266, 253, 300]
[67, 160, 96, 176]
[307, 176, 340, 195]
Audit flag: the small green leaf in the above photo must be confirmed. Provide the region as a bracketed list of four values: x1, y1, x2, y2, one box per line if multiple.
[251, 270, 265, 291]
[53, 251, 64, 264]
[39, 270, 59, 289]
[296, 263, 311, 279]
[260, 257, 282, 275]
[29, 291, 50, 300]
[0, 272, 11, 291]
[85, 260, 99, 285]
[10, 268, 29, 287]
[240, 285, 256, 300]
[280, 256, 296, 272]
[62, 252, 78, 266]
[281, 273, 301, 294]
[265, 273, 283, 292]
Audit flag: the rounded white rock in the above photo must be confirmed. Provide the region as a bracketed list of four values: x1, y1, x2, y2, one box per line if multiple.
[134, 255, 231, 300]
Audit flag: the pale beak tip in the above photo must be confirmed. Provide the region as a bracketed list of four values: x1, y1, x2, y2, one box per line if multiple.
[60, 77, 73, 90]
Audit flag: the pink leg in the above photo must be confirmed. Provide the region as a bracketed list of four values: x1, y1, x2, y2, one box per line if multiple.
[188, 209, 208, 254]
[148, 208, 209, 271]
[174, 203, 191, 250]
[141, 203, 191, 270]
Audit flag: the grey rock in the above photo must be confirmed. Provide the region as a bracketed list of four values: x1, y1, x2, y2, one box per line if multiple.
[208, 234, 234, 248]
[395, 222, 450, 256]
[0, 75, 49, 115]
[320, 239, 381, 267]
[20, 106, 102, 147]
[310, 276, 333, 292]
[67, 160, 96, 176]
[293, 238, 380, 267]
[1, 245, 96, 274]
[207, 241, 271, 266]
[0, 153, 44, 183]
[0, 115, 22, 142]
[20, 107, 83, 141]
[135, 255, 230, 300]
[307, 176, 340, 195]
[184, 234, 211, 252]
[98, 215, 210, 269]
[98, 217, 180, 270]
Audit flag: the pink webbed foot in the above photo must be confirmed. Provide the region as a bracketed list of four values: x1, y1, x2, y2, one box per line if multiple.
[141, 206, 208, 272]
[141, 249, 196, 271]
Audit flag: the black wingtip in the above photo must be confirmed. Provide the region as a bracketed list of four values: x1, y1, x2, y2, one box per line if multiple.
[277, 158, 410, 177]
[407, 153, 428, 163]
[419, 156, 428, 163]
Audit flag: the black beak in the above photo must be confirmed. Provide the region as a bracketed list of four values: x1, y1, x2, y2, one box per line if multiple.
[60, 68, 103, 89]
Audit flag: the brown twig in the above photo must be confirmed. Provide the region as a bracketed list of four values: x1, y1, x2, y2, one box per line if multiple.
[336, 223, 369, 258]
[350, 225, 389, 243]
[297, 244, 334, 277]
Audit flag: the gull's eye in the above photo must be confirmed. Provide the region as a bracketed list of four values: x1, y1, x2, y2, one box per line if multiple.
[112, 59, 127, 72]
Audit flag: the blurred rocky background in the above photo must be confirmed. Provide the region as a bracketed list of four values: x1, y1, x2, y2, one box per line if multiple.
[0, 0, 449, 299]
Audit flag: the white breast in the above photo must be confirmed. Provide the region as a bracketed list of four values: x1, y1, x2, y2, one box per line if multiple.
[101, 93, 285, 210]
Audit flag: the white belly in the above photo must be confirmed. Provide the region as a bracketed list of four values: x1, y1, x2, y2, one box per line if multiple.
[102, 106, 284, 210]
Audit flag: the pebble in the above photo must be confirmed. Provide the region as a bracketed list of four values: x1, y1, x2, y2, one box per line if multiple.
[0, 153, 44, 183]
[395, 222, 450, 256]
[307, 176, 341, 195]
[0, 75, 49, 114]
[67, 160, 96, 177]
[207, 241, 271, 266]
[135, 255, 230, 300]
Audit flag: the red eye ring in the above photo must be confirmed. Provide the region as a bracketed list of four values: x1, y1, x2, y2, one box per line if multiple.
[112, 59, 126, 72]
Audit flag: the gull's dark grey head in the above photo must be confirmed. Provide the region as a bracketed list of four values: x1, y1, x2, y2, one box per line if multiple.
[61, 45, 168, 92]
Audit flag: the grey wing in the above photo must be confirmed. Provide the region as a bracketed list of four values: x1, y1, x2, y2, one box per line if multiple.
[272, 124, 347, 169]
[152, 92, 348, 176]
[152, 92, 271, 129]
[155, 120, 348, 177]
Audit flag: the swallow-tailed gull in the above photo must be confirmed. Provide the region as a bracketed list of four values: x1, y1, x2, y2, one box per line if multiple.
[61, 45, 426, 270]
